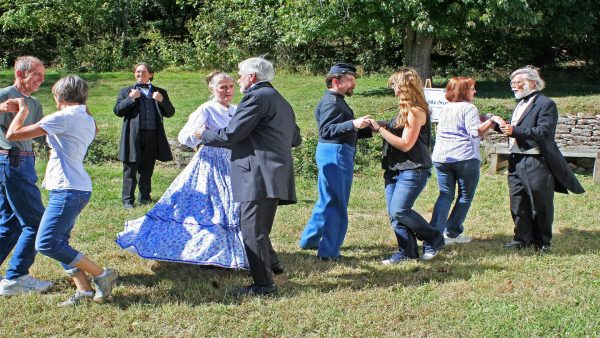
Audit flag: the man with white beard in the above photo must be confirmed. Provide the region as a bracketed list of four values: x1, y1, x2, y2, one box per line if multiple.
[492, 66, 584, 252]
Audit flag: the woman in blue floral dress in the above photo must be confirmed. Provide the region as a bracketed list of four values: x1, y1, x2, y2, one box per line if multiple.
[116, 71, 248, 269]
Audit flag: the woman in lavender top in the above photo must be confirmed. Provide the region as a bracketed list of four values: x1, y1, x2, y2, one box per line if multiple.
[116, 71, 248, 270]
[430, 77, 497, 244]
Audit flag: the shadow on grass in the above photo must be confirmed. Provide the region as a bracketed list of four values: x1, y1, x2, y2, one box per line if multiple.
[107, 227, 600, 307]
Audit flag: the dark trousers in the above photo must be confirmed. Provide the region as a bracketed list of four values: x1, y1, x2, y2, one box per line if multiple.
[240, 198, 280, 286]
[122, 129, 158, 204]
[508, 154, 555, 246]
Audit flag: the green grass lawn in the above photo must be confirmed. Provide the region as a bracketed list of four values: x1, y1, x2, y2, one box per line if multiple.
[0, 70, 598, 336]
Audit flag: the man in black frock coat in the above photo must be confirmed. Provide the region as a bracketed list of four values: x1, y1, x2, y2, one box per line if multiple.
[114, 63, 175, 209]
[493, 66, 584, 252]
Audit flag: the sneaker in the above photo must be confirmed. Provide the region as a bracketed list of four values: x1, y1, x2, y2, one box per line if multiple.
[0, 275, 53, 296]
[444, 233, 472, 245]
[381, 252, 411, 265]
[421, 250, 440, 261]
[58, 290, 95, 307]
[92, 268, 119, 302]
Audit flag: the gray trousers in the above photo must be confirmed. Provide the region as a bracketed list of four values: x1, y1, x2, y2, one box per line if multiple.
[240, 198, 281, 286]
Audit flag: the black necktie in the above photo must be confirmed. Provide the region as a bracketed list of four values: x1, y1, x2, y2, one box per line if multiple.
[137, 83, 150, 89]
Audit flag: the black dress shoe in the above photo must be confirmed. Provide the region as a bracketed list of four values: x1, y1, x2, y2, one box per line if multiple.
[139, 198, 154, 205]
[503, 240, 530, 250]
[271, 263, 284, 275]
[123, 203, 134, 210]
[534, 244, 551, 253]
[234, 284, 277, 297]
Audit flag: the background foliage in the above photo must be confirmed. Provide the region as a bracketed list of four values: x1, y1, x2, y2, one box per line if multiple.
[1, 0, 598, 76]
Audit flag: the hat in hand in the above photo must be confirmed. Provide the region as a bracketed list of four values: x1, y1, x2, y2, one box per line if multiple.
[329, 63, 357, 76]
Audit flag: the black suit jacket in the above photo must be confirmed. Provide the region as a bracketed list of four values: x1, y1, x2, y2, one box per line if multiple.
[510, 93, 584, 194]
[113, 85, 175, 162]
[202, 82, 302, 205]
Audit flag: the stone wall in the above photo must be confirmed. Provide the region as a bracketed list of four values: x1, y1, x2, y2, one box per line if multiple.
[481, 114, 600, 149]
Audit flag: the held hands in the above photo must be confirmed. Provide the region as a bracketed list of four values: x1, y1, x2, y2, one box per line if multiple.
[0, 98, 20, 113]
[499, 123, 513, 136]
[491, 115, 507, 125]
[367, 118, 387, 132]
[353, 115, 371, 130]
[487, 115, 513, 135]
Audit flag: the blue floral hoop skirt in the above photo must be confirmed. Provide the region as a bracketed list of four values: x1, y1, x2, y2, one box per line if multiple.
[116, 146, 248, 269]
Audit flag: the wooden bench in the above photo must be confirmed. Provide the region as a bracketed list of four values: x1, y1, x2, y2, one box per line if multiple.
[485, 143, 600, 184]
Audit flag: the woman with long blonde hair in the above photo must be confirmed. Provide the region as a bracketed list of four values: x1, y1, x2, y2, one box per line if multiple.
[369, 68, 444, 264]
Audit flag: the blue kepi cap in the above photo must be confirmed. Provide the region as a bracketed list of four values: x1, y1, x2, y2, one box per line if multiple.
[329, 63, 357, 75]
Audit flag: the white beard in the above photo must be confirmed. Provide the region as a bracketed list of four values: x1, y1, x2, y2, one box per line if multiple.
[514, 82, 534, 99]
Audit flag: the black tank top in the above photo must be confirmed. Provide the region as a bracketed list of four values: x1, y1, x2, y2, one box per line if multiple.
[381, 113, 432, 171]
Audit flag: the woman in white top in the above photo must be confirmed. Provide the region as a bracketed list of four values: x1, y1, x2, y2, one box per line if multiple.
[7, 75, 119, 306]
[116, 71, 249, 269]
[430, 77, 497, 244]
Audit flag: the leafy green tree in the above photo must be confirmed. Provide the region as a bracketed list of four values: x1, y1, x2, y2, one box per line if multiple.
[186, 0, 282, 69]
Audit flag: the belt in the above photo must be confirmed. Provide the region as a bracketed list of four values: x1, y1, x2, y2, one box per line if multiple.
[0, 150, 35, 156]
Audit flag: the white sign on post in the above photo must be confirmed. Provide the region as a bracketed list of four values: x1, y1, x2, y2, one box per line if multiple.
[424, 88, 447, 122]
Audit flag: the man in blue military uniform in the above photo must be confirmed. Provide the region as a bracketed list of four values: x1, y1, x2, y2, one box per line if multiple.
[299, 63, 372, 261]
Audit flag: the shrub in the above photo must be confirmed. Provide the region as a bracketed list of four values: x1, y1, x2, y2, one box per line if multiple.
[85, 136, 119, 164]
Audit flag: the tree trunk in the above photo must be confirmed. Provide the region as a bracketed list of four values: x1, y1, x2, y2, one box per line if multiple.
[119, 0, 131, 57]
[403, 28, 434, 81]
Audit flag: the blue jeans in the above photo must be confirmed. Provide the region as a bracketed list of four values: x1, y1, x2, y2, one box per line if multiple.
[430, 159, 480, 238]
[35, 189, 91, 273]
[300, 142, 355, 258]
[385, 168, 443, 259]
[0, 154, 45, 280]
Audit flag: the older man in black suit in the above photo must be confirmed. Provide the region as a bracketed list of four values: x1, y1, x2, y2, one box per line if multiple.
[200, 57, 301, 296]
[492, 66, 584, 252]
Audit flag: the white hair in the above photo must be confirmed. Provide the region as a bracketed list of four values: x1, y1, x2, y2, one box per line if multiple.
[14, 56, 43, 76]
[510, 66, 545, 91]
[238, 57, 274, 82]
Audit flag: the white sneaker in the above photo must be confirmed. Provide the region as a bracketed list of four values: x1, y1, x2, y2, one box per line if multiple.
[58, 290, 95, 307]
[444, 234, 472, 245]
[381, 252, 411, 265]
[92, 268, 119, 302]
[0, 275, 53, 296]
[421, 250, 440, 261]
